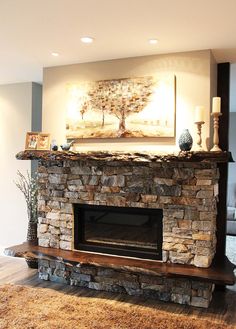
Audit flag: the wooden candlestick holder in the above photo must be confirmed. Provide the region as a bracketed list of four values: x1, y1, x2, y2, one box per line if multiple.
[194, 121, 205, 151]
[210, 112, 222, 152]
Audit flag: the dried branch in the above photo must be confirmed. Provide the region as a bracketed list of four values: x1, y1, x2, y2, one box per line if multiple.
[14, 170, 38, 223]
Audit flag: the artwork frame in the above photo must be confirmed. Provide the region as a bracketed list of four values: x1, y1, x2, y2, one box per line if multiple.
[66, 75, 176, 140]
[25, 132, 39, 150]
[37, 133, 51, 150]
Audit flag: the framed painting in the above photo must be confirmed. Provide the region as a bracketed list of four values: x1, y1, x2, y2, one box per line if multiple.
[65, 75, 176, 139]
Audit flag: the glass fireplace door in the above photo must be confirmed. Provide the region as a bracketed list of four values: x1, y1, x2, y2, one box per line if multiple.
[74, 204, 163, 260]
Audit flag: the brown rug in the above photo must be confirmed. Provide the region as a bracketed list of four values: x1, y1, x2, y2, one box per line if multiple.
[0, 284, 234, 329]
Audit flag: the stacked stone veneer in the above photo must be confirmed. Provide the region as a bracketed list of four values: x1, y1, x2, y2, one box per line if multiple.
[38, 159, 219, 268]
[37, 159, 219, 307]
[38, 259, 214, 308]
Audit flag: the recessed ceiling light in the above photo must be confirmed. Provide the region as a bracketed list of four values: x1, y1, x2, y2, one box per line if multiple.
[51, 52, 59, 57]
[149, 39, 158, 44]
[81, 36, 94, 44]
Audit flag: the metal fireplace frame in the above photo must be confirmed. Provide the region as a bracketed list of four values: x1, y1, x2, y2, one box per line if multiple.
[74, 204, 163, 260]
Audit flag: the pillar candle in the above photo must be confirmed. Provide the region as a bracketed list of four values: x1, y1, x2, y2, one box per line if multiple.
[195, 106, 204, 122]
[212, 97, 221, 113]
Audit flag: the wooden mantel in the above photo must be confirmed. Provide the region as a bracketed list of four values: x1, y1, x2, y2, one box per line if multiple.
[16, 150, 233, 163]
[5, 242, 235, 286]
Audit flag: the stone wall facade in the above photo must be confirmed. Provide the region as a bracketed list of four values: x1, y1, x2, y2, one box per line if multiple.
[37, 159, 219, 268]
[38, 259, 214, 308]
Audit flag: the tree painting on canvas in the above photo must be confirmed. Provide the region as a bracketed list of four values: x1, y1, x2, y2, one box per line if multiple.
[65, 75, 175, 139]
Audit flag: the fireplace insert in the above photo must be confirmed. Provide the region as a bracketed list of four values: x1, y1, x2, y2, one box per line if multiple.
[74, 204, 163, 260]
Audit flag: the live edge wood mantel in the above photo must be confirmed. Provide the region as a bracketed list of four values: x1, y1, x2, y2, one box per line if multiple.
[5, 242, 235, 286]
[16, 150, 233, 163]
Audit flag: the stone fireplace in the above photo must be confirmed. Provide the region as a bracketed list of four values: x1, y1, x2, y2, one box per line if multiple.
[37, 154, 218, 268]
[15, 150, 234, 308]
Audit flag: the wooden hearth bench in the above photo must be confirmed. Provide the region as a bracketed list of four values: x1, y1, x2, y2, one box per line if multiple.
[5, 242, 235, 286]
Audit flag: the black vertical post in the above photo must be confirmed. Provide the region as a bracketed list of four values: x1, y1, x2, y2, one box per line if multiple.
[215, 63, 230, 262]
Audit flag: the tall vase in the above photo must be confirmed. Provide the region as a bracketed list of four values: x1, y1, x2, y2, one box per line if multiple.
[178, 129, 193, 151]
[25, 221, 38, 269]
[27, 222, 37, 242]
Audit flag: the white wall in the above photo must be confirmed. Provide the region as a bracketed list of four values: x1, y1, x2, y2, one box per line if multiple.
[43, 50, 216, 153]
[0, 83, 32, 248]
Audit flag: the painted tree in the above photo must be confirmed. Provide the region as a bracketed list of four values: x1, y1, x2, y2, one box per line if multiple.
[88, 77, 154, 136]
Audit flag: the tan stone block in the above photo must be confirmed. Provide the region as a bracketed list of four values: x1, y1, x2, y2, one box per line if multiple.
[193, 255, 212, 268]
[194, 246, 214, 256]
[172, 197, 201, 206]
[177, 220, 191, 229]
[192, 233, 213, 241]
[163, 242, 188, 253]
[172, 228, 192, 237]
[141, 194, 157, 203]
[38, 224, 48, 234]
[169, 251, 193, 264]
[196, 179, 212, 186]
[46, 212, 60, 220]
[101, 186, 120, 193]
[192, 221, 215, 231]
[49, 225, 60, 235]
[163, 236, 194, 245]
[194, 169, 217, 178]
[196, 190, 213, 198]
[158, 196, 173, 204]
[199, 211, 216, 220]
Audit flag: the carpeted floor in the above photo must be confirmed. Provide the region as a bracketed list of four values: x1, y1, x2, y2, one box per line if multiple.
[0, 284, 234, 329]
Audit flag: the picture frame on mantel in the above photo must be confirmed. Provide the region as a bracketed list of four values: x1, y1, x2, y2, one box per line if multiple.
[25, 132, 51, 151]
[65, 74, 176, 140]
[25, 132, 39, 150]
[37, 133, 51, 150]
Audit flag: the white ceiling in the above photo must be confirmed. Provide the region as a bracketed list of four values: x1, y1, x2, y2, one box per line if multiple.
[1, 0, 236, 85]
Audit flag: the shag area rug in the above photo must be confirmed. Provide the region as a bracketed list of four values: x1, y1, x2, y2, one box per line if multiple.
[0, 284, 234, 329]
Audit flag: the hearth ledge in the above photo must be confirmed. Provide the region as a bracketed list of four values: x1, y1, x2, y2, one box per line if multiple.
[4, 242, 235, 286]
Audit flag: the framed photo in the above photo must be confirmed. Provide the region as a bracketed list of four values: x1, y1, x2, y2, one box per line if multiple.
[37, 133, 50, 150]
[25, 132, 39, 150]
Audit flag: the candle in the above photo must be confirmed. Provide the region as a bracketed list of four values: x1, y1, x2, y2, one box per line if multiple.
[212, 97, 221, 113]
[195, 106, 204, 122]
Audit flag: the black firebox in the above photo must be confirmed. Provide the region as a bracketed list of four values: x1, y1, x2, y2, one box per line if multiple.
[74, 204, 163, 260]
